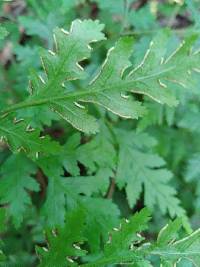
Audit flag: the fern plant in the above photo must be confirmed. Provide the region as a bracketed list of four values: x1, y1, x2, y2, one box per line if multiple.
[1, 1, 200, 266]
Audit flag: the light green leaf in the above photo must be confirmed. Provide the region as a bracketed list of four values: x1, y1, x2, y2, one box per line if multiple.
[116, 130, 186, 218]
[153, 220, 200, 266]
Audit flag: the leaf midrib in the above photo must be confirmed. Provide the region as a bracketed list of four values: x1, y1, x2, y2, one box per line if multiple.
[0, 66, 175, 117]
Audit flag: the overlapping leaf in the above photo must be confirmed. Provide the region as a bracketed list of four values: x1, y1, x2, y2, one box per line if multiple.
[36, 207, 200, 267]
[37, 142, 120, 251]
[84, 214, 200, 266]
[83, 208, 151, 267]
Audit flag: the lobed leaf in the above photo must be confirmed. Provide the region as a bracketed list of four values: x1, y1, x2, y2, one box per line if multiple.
[0, 116, 61, 158]
[0, 154, 39, 227]
[116, 130, 186, 218]
[2, 22, 199, 135]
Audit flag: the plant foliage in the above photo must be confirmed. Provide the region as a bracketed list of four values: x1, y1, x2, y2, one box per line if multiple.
[1, 1, 200, 267]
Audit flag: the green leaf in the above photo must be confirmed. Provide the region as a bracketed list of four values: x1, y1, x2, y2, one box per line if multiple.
[62, 0, 86, 11]
[65, 171, 109, 197]
[0, 154, 39, 227]
[81, 37, 146, 120]
[77, 123, 116, 173]
[81, 197, 120, 252]
[186, 0, 200, 27]
[18, 16, 51, 40]
[132, 261, 153, 267]
[116, 130, 185, 218]
[137, 101, 175, 131]
[2, 24, 200, 135]
[128, 4, 158, 31]
[0, 250, 6, 263]
[0, 116, 61, 158]
[37, 207, 87, 267]
[62, 133, 81, 176]
[0, 26, 8, 40]
[185, 153, 200, 211]
[26, 19, 106, 134]
[128, 32, 200, 106]
[83, 208, 151, 266]
[37, 155, 66, 226]
[37, 147, 119, 240]
[83, 216, 200, 266]
[92, 0, 125, 15]
[157, 218, 183, 246]
[153, 220, 200, 266]
[0, 208, 7, 233]
[177, 103, 200, 133]
[38, 136, 119, 248]
[185, 153, 200, 182]
[42, 175, 66, 227]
